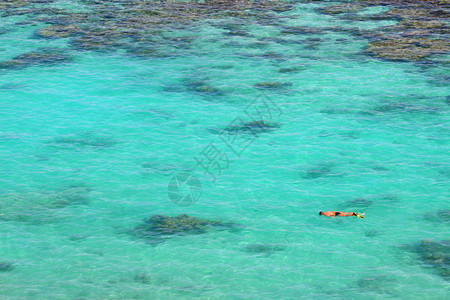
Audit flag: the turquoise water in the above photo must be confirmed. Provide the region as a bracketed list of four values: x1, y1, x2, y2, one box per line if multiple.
[0, 1, 449, 299]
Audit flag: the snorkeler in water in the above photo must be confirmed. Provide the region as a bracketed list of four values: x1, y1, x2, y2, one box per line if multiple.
[319, 211, 365, 219]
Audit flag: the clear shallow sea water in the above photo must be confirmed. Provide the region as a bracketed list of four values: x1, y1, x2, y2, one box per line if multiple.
[0, 1, 449, 299]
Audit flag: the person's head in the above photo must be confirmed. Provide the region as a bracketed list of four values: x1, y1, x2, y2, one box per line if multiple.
[319, 211, 323, 215]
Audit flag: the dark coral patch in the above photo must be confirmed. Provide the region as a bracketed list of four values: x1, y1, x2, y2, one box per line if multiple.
[352, 275, 397, 296]
[365, 38, 450, 62]
[242, 243, 286, 257]
[3, 0, 296, 57]
[278, 65, 308, 73]
[414, 239, 449, 280]
[49, 132, 118, 148]
[254, 82, 292, 90]
[301, 165, 333, 180]
[185, 80, 224, 95]
[0, 262, 14, 272]
[35, 24, 82, 39]
[317, 3, 364, 15]
[315, 0, 450, 62]
[132, 214, 238, 244]
[424, 210, 450, 223]
[340, 198, 373, 209]
[0, 49, 71, 69]
[223, 120, 280, 135]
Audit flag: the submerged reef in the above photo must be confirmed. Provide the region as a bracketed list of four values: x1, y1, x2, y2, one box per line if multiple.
[132, 214, 239, 245]
[365, 38, 449, 62]
[223, 120, 280, 135]
[364, 229, 378, 237]
[0, 193, 57, 223]
[254, 81, 292, 90]
[49, 184, 91, 208]
[317, 3, 363, 15]
[185, 80, 224, 95]
[373, 102, 441, 114]
[339, 198, 373, 209]
[242, 243, 286, 257]
[339, 194, 399, 209]
[300, 162, 343, 180]
[352, 275, 398, 296]
[316, 0, 450, 61]
[0, 262, 14, 272]
[134, 272, 152, 284]
[301, 165, 331, 179]
[1, 0, 295, 59]
[0, 0, 35, 10]
[414, 239, 449, 280]
[0, 0, 447, 62]
[356, 102, 441, 117]
[35, 24, 82, 39]
[0, 49, 71, 69]
[278, 65, 308, 73]
[48, 132, 118, 148]
[423, 209, 450, 223]
[163, 79, 225, 96]
[0, 184, 91, 223]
